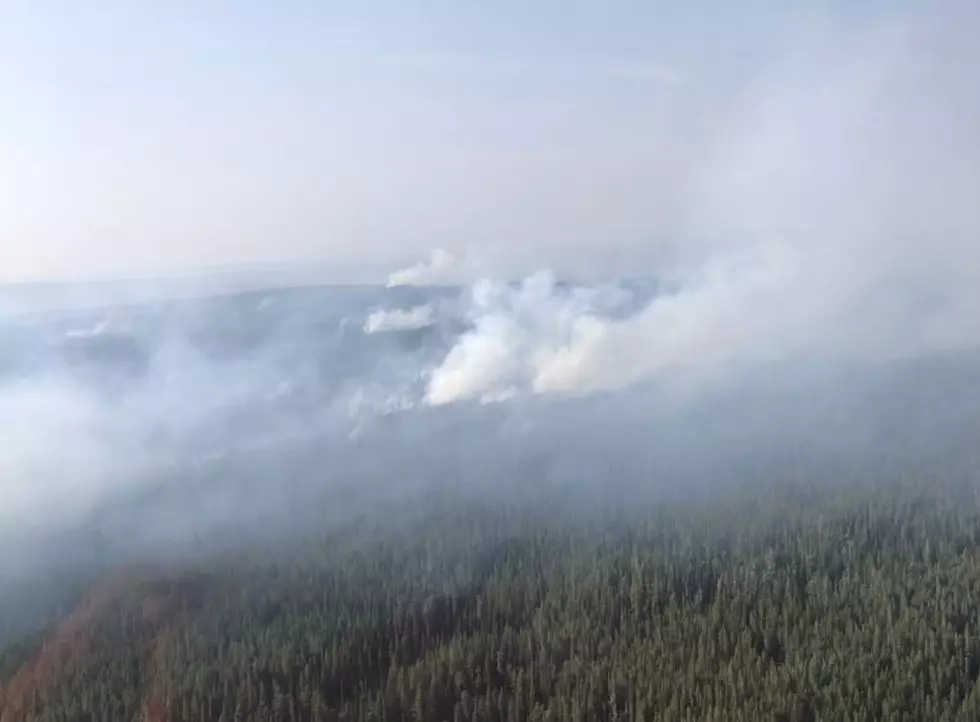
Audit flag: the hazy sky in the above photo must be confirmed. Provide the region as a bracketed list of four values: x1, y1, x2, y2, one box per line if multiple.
[0, 1, 948, 282]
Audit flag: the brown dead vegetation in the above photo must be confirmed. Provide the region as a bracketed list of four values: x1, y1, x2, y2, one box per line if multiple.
[0, 568, 210, 722]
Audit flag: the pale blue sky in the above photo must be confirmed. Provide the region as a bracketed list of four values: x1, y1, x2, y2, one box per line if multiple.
[0, 1, 952, 282]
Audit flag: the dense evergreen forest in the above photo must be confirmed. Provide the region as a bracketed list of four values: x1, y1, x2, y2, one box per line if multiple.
[5, 468, 980, 722]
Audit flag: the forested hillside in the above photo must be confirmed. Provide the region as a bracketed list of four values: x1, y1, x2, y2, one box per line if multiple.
[5, 471, 980, 722]
[6, 0, 980, 717]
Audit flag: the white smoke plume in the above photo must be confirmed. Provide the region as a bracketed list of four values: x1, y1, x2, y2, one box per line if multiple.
[422, 6, 980, 405]
[424, 271, 634, 405]
[363, 305, 435, 333]
[386, 249, 459, 287]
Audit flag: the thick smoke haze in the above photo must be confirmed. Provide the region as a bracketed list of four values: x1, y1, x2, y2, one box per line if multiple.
[414, 4, 980, 403]
[3, 3, 980, 642]
[4, 268, 980, 642]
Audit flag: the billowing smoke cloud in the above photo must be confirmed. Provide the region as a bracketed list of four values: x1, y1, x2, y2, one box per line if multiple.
[363, 305, 435, 333]
[423, 5, 980, 404]
[424, 271, 636, 404]
[424, 241, 868, 404]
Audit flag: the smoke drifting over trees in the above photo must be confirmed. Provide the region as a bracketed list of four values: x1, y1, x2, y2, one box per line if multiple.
[4, 5, 980, 719]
